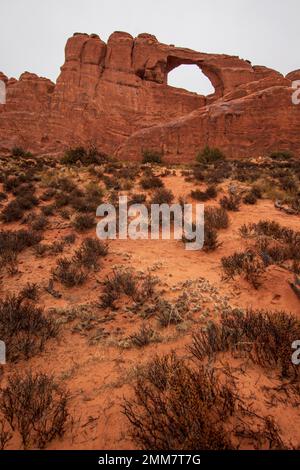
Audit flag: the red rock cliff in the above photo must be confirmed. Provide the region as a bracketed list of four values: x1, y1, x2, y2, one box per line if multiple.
[0, 31, 299, 161]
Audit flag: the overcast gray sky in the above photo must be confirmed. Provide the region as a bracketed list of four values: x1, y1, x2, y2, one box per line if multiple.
[0, 0, 299, 95]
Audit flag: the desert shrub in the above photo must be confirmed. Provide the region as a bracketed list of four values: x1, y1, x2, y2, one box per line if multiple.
[270, 151, 293, 161]
[54, 192, 70, 208]
[192, 165, 205, 181]
[280, 175, 298, 193]
[101, 269, 139, 308]
[129, 324, 160, 348]
[207, 160, 233, 183]
[41, 204, 55, 216]
[64, 233, 76, 244]
[0, 294, 58, 362]
[123, 354, 236, 450]
[70, 195, 96, 213]
[291, 195, 300, 213]
[51, 176, 77, 193]
[0, 229, 41, 269]
[30, 214, 48, 231]
[73, 238, 108, 269]
[61, 146, 107, 165]
[205, 206, 229, 230]
[243, 192, 257, 205]
[240, 221, 300, 264]
[239, 220, 300, 247]
[142, 150, 163, 164]
[72, 214, 95, 232]
[52, 258, 87, 287]
[100, 269, 157, 309]
[103, 175, 121, 190]
[203, 225, 221, 252]
[190, 308, 300, 378]
[118, 165, 140, 180]
[1, 200, 23, 222]
[20, 283, 39, 301]
[155, 298, 185, 327]
[40, 188, 56, 201]
[220, 194, 240, 211]
[221, 249, 266, 288]
[191, 185, 217, 202]
[0, 192, 7, 202]
[140, 175, 164, 190]
[0, 419, 12, 450]
[11, 147, 33, 158]
[129, 193, 147, 205]
[49, 241, 65, 255]
[151, 188, 174, 205]
[16, 192, 38, 210]
[251, 186, 262, 199]
[196, 146, 225, 165]
[0, 371, 69, 448]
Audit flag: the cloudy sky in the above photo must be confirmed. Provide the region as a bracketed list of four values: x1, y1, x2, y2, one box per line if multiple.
[0, 0, 299, 95]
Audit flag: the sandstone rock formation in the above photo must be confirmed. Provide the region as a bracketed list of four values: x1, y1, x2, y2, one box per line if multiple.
[0, 31, 299, 161]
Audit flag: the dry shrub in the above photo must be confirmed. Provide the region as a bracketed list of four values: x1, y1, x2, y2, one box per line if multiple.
[239, 220, 300, 264]
[191, 185, 217, 202]
[52, 257, 87, 287]
[122, 354, 278, 450]
[129, 324, 160, 348]
[140, 175, 164, 190]
[203, 224, 221, 252]
[0, 418, 12, 450]
[73, 238, 108, 270]
[0, 229, 41, 270]
[205, 206, 229, 230]
[72, 214, 95, 232]
[155, 296, 188, 327]
[221, 249, 266, 288]
[20, 282, 39, 301]
[220, 194, 241, 211]
[151, 188, 174, 205]
[123, 354, 233, 449]
[190, 308, 300, 378]
[0, 294, 58, 362]
[100, 268, 157, 309]
[0, 371, 69, 448]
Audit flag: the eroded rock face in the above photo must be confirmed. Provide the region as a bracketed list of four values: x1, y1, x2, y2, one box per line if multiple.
[0, 31, 299, 160]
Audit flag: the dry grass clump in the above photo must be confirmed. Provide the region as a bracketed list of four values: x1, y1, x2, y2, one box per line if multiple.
[20, 282, 39, 301]
[0, 371, 69, 449]
[0, 294, 58, 362]
[221, 249, 266, 288]
[190, 308, 300, 378]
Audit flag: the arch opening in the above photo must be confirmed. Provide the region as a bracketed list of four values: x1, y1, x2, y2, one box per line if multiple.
[167, 64, 215, 96]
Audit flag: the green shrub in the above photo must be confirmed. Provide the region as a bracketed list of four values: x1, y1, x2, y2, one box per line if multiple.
[269, 151, 293, 161]
[196, 146, 225, 164]
[142, 150, 163, 164]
